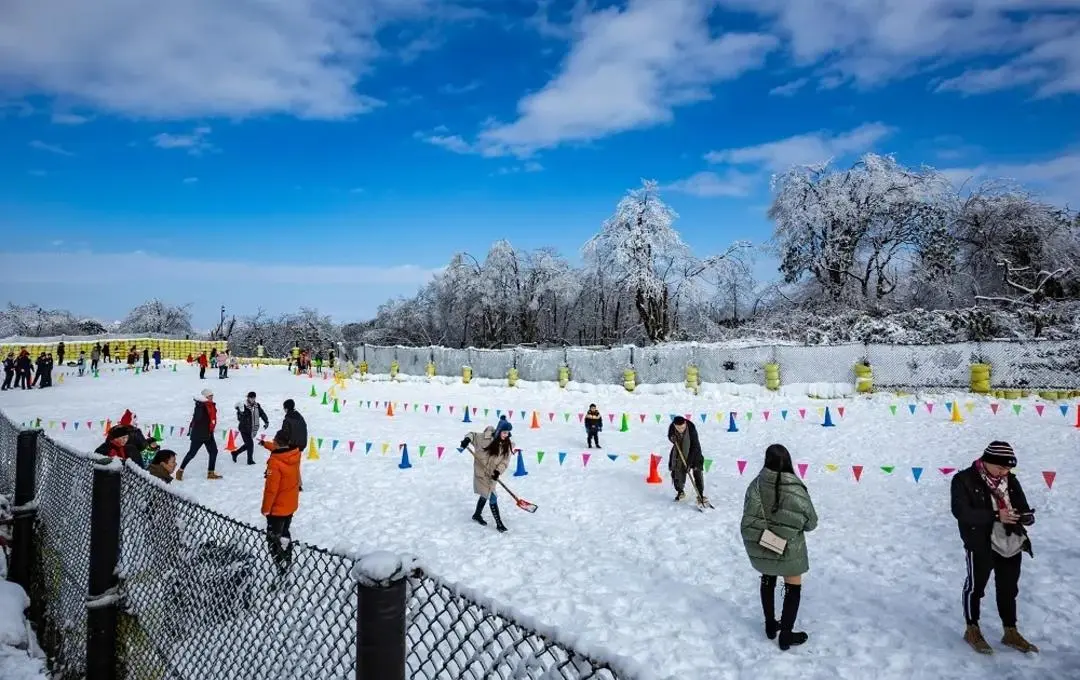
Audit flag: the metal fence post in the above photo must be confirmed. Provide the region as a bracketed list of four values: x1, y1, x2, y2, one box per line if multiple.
[355, 551, 408, 680]
[8, 429, 40, 592]
[86, 462, 122, 680]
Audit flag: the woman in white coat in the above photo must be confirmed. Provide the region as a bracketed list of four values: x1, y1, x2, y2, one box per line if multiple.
[460, 418, 513, 532]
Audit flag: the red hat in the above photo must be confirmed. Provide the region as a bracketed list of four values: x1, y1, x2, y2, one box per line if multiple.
[119, 409, 134, 427]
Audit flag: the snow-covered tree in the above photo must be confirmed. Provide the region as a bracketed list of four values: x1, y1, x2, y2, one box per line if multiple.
[118, 299, 194, 336]
[0, 303, 85, 338]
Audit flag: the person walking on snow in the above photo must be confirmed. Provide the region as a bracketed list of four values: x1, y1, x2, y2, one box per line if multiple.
[233, 391, 269, 465]
[260, 433, 302, 573]
[460, 418, 512, 533]
[90, 345, 100, 373]
[2, 352, 13, 390]
[218, 350, 230, 379]
[668, 416, 706, 504]
[142, 347, 150, 371]
[77, 351, 86, 377]
[152, 347, 162, 369]
[197, 351, 208, 379]
[952, 441, 1038, 654]
[56, 341, 65, 366]
[277, 399, 307, 491]
[740, 444, 818, 651]
[177, 389, 222, 481]
[584, 403, 602, 448]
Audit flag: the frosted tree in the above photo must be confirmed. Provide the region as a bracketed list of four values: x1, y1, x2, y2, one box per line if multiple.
[0, 303, 84, 338]
[119, 299, 194, 335]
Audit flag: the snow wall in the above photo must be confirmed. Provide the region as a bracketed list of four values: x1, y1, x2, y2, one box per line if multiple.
[349, 340, 1080, 389]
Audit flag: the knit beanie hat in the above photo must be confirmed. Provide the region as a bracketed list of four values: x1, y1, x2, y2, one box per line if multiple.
[980, 441, 1017, 468]
[494, 415, 513, 436]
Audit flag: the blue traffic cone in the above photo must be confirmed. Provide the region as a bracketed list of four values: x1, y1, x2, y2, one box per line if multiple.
[727, 411, 739, 433]
[822, 406, 836, 427]
[513, 449, 528, 477]
[398, 444, 412, 470]
[462, 406, 471, 423]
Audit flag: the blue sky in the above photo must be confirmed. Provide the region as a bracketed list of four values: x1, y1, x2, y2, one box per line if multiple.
[1, 0, 1078, 328]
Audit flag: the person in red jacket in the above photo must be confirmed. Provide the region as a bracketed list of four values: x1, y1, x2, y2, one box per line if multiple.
[177, 389, 221, 481]
[260, 434, 301, 572]
[94, 426, 131, 461]
[197, 352, 209, 379]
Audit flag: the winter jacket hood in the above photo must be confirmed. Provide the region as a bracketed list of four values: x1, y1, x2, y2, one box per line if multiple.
[261, 444, 301, 517]
[740, 468, 818, 577]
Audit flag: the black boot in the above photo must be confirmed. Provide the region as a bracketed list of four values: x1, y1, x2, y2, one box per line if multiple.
[471, 497, 487, 526]
[490, 500, 508, 533]
[778, 583, 808, 650]
[760, 575, 779, 640]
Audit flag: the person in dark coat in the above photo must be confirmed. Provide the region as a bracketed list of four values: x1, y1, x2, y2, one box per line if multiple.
[31, 352, 46, 387]
[142, 348, 150, 371]
[584, 403, 603, 448]
[2, 352, 14, 390]
[102, 342, 112, 363]
[277, 399, 307, 491]
[667, 416, 705, 503]
[177, 389, 222, 481]
[951, 441, 1038, 654]
[740, 444, 818, 650]
[56, 341, 65, 365]
[233, 391, 269, 465]
[119, 409, 157, 469]
[15, 349, 32, 389]
[42, 353, 54, 387]
[147, 449, 177, 484]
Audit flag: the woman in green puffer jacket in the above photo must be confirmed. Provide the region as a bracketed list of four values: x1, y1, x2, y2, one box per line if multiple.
[740, 444, 818, 651]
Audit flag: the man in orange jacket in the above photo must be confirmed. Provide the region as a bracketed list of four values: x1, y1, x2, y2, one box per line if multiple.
[260, 435, 301, 572]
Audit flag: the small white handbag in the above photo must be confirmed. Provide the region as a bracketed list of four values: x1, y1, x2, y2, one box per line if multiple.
[757, 478, 787, 555]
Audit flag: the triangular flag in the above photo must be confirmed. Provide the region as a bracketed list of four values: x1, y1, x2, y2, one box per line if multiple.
[762, 411, 770, 422]
[1042, 470, 1056, 489]
[437, 446, 445, 460]
[1035, 404, 1045, 416]
[912, 467, 923, 483]
[564, 413, 571, 422]
[332, 439, 339, 451]
[881, 466, 895, 474]
[780, 410, 788, 420]
[73, 421, 79, 430]
[991, 403, 1000, 414]
[797, 463, 808, 479]
[582, 453, 591, 467]
[852, 465, 863, 482]
[629, 454, 640, 463]
[908, 404, 916, 415]
[317, 438, 323, 449]
[381, 442, 389, 454]
[1060, 404, 1069, 417]
[1013, 404, 1022, 415]
[558, 452, 567, 465]
[939, 467, 956, 476]
[825, 463, 839, 472]
[365, 442, 372, 454]
[419, 445, 426, 457]
[700, 413, 707, 424]
[348, 441, 355, 452]
[737, 459, 747, 475]
[608, 413, 615, 423]
[639, 413, 647, 423]
[607, 454, 617, 462]
[926, 403, 934, 414]
[537, 451, 546, 464]
[655, 414, 662, 423]
[549, 413, 555, 421]
[889, 405, 897, 415]
[703, 459, 713, 473]
[798, 408, 806, 420]
[945, 401, 953, 413]
[436, 405, 442, 414]
[837, 407, 845, 418]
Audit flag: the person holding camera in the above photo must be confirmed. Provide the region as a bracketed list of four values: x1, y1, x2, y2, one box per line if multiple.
[951, 441, 1038, 655]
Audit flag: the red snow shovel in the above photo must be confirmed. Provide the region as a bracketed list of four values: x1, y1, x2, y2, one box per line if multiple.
[466, 444, 538, 513]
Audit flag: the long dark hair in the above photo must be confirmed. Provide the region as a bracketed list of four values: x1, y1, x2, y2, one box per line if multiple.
[763, 444, 795, 513]
[485, 432, 512, 457]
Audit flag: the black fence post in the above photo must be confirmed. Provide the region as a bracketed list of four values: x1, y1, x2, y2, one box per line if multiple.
[86, 462, 122, 680]
[355, 552, 408, 680]
[8, 429, 40, 592]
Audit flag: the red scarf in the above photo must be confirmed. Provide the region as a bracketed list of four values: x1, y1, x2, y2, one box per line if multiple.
[975, 459, 1012, 511]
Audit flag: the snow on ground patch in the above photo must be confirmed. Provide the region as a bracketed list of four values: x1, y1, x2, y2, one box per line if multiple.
[0, 554, 50, 679]
[3, 364, 1080, 678]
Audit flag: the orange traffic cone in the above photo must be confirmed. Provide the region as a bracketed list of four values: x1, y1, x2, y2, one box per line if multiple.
[646, 454, 663, 484]
[530, 411, 540, 429]
[225, 429, 237, 452]
[104, 419, 112, 434]
[386, 402, 395, 417]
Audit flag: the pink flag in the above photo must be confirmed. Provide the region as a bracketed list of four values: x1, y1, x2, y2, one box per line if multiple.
[990, 403, 999, 414]
[424, 404, 429, 412]
[582, 453, 591, 467]
[737, 459, 747, 475]
[1035, 404, 1045, 416]
[926, 403, 935, 414]
[798, 408, 806, 419]
[348, 441, 355, 452]
[763, 411, 771, 421]
[939, 467, 956, 476]
[437, 446, 445, 460]
[1043, 470, 1056, 489]
[797, 463, 808, 479]
[609, 413, 616, 423]
[837, 406, 846, 418]
[449, 406, 455, 414]
[578, 413, 584, 422]
[852, 465, 863, 482]
[549, 413, 555, 421]
[639, 413, 647, 422]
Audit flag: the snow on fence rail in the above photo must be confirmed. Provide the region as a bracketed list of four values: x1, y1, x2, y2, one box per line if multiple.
[349, 340, 1080, 390]
[0, 413, 636, 680]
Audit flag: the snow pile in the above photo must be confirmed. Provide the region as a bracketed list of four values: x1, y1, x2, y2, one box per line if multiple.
[0, 509, 49, 679]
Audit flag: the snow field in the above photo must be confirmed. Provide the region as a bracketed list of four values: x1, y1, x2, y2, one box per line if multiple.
[2, 363, 1079, 679]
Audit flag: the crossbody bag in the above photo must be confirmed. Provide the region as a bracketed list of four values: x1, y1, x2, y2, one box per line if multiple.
[757, 478, 787, 555]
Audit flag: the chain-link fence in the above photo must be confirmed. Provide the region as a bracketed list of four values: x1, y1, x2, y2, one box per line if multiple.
[351, 339, 1080, 389]
[1, 411, 635, 680]
[406, 571, 626, 680]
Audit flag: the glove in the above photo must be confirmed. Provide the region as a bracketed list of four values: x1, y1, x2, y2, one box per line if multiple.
[491, 470, 500, 481]
[460, 437, 471, 449]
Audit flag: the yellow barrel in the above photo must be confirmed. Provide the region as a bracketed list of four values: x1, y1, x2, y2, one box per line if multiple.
[359, 361, 368, 376]
[764, 363, 780, 391]
[970, 363, 991, 394]
[685, 365, 699, 393]
[508, 367, 519, 387]
[558, 365, 570, 388]
[426, 361, 436, 378]
[462, 366, 472, 384]
[623, 368, 636, 392]
[390, 360, 399, 379]
[854, 362, 873, 393]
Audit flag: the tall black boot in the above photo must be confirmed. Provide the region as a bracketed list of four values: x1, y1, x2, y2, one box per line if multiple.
[760, 575, 779, 639]
[778, 583, 808, 650]
[471, 497, 487, 526]
[490, 500, 508, 533]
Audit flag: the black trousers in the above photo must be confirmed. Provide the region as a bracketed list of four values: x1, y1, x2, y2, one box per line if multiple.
[2, 371, 11, 389]
[672, 463, 705, 496]
[963, 549, 1022, 627]
[233, 430, 256, 463]
[266, 515, 294, 570]
[586, 429, 600, 447]
[181, 437, 219, 472]
[199, 365, 206, 379]
[219, 365, 228, 378]
[91, 359, 99, 371]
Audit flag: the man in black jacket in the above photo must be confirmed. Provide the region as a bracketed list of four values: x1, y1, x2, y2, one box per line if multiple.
[233, 391, 269, 465]
[278, 399, 307, 491]
[950, 441, 1038, 654]
[667, 416, 706, 504]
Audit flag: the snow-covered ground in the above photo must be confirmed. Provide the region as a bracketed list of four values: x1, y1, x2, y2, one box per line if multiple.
[2, 362, 1078, 679]
[0, 515, 50, 680]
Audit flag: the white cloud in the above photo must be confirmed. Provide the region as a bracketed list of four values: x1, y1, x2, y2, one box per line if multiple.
[943, 152, 1080, 207]
[430, 0, 777, 158]
[495, 161, 545, 175]
[182, 177, 199, 184]
[768, 77, 808, 96]
[152, 126, 215, 155]
[1, 250, 443, 287]
[0, 0, 459, 120]
[704, 122, 894, 172]
[718, 0, 1080, 95]
[663, 170, 757, 198]
[28, 139, 74, 156]
[413, 130, 478, 155]
[51, 111, 90, 124]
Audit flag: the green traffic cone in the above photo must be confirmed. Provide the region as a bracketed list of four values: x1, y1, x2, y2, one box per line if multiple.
[173, 363, 177, 372]
[310, 385, 317, 397]
[333, 398, 340, 413]
[321, 392, 328, 405]
[619, 413, 629, 432]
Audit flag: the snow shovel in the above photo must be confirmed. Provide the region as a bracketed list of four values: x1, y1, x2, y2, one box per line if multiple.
[466, 444, 538, 513]
[674, 440, 713, 510]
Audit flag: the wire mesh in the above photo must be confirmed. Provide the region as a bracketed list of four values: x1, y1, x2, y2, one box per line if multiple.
[31, 435, 100, 680]
[0, 413, 18, 496]
[115, 465, 359, 680]
[406, 571, 624, 680]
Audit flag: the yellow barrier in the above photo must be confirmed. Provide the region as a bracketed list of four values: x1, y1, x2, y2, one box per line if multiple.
[463, 366, 472, 384]
[558, 365, 570, 388]
[508, 367, 519, 387]
[970, 363, 991, 394]
[855, 362, 873, 393]
[623, 368, 636, 392]
[685, 365, 700, 394]
[764, 363, 780, 391]
[0, 338, 226, 361]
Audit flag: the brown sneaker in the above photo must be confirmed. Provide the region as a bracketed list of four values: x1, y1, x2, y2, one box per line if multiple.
[207, 471, 223, 480]
[1002, 627, 1039, 653]
[964, 625, 993, 654]
[175, 469, 184, 481]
